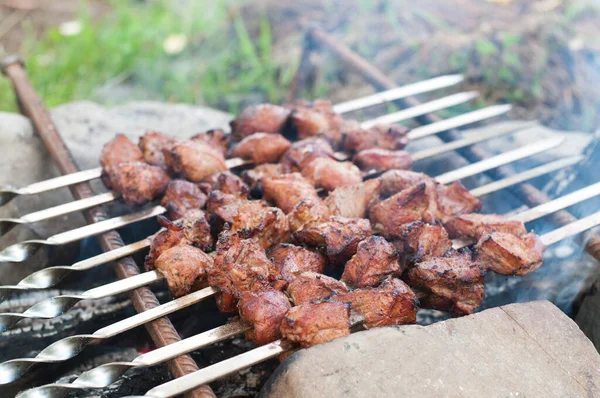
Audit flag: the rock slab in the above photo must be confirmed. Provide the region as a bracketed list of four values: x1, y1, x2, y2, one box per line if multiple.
[261, 300, 600, 398]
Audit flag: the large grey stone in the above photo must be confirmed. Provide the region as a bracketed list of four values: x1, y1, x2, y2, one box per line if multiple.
[261, 300, 600, 398]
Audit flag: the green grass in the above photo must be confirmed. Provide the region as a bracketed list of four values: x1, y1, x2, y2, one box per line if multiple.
[0, 0, 296, 113]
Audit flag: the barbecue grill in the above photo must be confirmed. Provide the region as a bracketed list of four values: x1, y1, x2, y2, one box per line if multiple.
[0, 28, 599, 398]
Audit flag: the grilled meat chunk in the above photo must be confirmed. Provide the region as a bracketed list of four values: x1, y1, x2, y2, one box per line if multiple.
[378, 169, 431, 198]
[230, 132, 291, 164]
[231, 201, 290, 250]
[343, 124, 409, 154]
[287, 197, 332, 233]
[293, 216, 372, 266]
[445, 213, 527, 240]
[164, 140, 228, 182]
[206, 191, 249, 229]
[476, 231, 545, 276]
[191, 129, 230, 156]
[138, 131, 176, 168]
[241, 163, 284, 194]
[161, 179, 207, 220]
[145, 216, 186, 271]
[102, 161, 170, 206]
[100, 134, 144, 168]
[208, 231, 280, 296]
[267, 243, 327, 282]
[406, 252, 485, 316]
[216, 292, 238, 314]
[238, 290, 291, 346]
[353, 149, 413, 172]
[437, 181, 482, 222]
[289, 100, 344, 148]
[201, 171, 250, 197]
[301, 157, 363, 191]
[180, 209, 214, 251]
[332, 277, 418, 328]
[262, 173, 320, 214]
[325, 179, 381, 219]
[341, 236, 401, 288]
[230, 104, 290, 141]
[286, 272, 348, 305]
[280, 138, 335, 173]
[396, 221, 453, 266]
[154, 245, 213, 298]
[281, 301, 351, 348]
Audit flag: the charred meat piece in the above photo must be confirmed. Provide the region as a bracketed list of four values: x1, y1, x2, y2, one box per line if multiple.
[180, 209, 214, 251]
[325, 179, 381, 219]
[161, 179, 207, 220]
[332, 277, 418, 328]
[238, 290, 291, 346]
[164, 140, 227, 182]
[341, 236, 401, 288]
[100, 134, 144, 168]
[343, 124, 409, 154]
[301, 157, 363, 191]
[406, 252, 485, 316]
[287, 197, 332, 233]
[445, 213, 527, 240]
[230, 132, 291, 164]
[231, 201, 290, 250]
[287, 272, 348, 305]
[145, 216, 187, 271]
[281, 301, 351, 348]
[154, 245, 213, 297]
[191, 129, 230, 156]
[293, 216, 372, 266]
[138, 131, 177, 168]
[208, 231, 280, 296]
[202, 171, 250, 197]
[353, 149, 413, 173]
[262, 173, 320, 214]
[206, 190, 249, 229]
[436, 182, 482, 222]
[396, 221, 453, 266]
[242, 163, 284, 194]
[476, 231, 545, 276]
[103, 161, 170, 206]
[230, 104, 291, 141]
[290, 101, 344, 148]
[280, 138, 335, 173]
[267, 243, 327, 282]
[378, 169, 431, 198]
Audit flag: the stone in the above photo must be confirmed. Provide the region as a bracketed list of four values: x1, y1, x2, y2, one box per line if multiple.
[261, 300, 600, 398]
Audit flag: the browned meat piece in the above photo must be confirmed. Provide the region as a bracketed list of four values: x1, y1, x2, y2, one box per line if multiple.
[230, 133, 291, 164]
[100, 134, 144, 168]
[445, 213, 527, 239]
[476, 231, 545, 276]
[370, 182, 439, 237]
[267, 243, 327, 282]
[281, 301, 351, 348]
[161, 179, 207, 220]
[154, 245, 213, 297]
[343, 124, 409, 154]
[208, 231, 280, 296]
[231, 201, 290, 250]
[206, 190, 249, 229]
[103, 161, 170, 206]
[287, 197, 332, 233]
[262, 173, 320, 214]
[301, 157, 363, 191]
[202, 171, 250, 197]
[230, 104, 291, 141]
[216, 292, 238, 314]
[353, 149, 413, 172]
[378, 169, 432, 198]
[396, 221, 453, 266]
[241, 163, 284, 193]
[293, 216, 372, 266]
[145, 216, 186, 271]
[341, 236, 401, 288]
[180, 209, 214, 251]
[406, 252, 485, 316]
[280, 138, 335, 173]
[331, 277, 418, 328]
[164, 140, 227, 182]
[287, 272, 348, 305]
[191, 129, 230, 156]
[238, 290, 291, 346]
[325, 179, 381, 219]
[138, 131, 177, 168]
[290, 101, 344, 148]
[436, 182, 482, 222]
